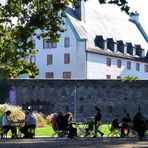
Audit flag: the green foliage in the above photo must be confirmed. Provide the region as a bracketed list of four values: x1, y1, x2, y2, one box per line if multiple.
[121, 75, 138, 83]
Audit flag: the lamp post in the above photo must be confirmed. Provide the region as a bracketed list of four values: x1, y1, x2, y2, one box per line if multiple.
[74, 88, 77, 121]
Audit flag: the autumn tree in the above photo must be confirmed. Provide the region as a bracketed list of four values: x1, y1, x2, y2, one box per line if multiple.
[0, 0, 129, 78]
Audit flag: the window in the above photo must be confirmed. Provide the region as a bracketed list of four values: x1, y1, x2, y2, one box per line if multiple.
[106, 75, 111, 79]
[64, 53, 70, 64]
[127, 61, 131, 70]
[63, 72, 71, 78]
[64, 37, 70, 47]
[117, 76, 121, 79]
[45, 72, 54, 78]
[106, 58, 111, 67]
[43, 39, 57, 49]
[30, 55, 36, 64]
[144, 65, 148, 72]
[117, 60, 121, 68]
[47, 54, 52, 65]
[136, 63, 140, 71]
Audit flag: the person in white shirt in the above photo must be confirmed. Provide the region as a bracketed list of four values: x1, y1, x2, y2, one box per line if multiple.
[19, 110, 36, 138]
[2, 110, 17, 138]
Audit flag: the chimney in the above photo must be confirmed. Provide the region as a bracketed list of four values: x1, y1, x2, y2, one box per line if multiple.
[129, 11, 139, 23]
[76, 0, 86, 22]
[129, 12, 148, 43]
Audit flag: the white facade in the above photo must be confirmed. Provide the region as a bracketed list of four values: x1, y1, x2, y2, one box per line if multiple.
[34, 19, 86, 79]
[87, 52, 148, 79]
[23, 0, 148, 80]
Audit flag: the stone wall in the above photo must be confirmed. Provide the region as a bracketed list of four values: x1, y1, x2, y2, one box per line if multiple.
[7, 79, 148, 121]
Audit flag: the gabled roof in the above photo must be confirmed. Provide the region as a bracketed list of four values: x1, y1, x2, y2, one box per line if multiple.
[66, 0, 148, 51]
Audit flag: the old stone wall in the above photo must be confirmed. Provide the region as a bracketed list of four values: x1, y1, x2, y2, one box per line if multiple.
[8, 79, 148, 121]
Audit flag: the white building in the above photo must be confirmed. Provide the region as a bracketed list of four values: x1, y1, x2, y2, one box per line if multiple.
[29, 0, 148, 80]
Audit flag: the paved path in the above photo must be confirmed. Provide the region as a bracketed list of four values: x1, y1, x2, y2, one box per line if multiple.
[0, 137, 148, 148]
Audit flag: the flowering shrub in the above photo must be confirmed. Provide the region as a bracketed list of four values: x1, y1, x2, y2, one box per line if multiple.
[46, 114, 52, 124]
[0, 103, 25, 121]
[33, 111, 47, 127]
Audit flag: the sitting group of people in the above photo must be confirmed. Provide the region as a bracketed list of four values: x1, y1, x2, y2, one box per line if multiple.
[111, 112, 148, 140]
[51, 106, 104, 139]
[51, 111, 77, 139]
[1, 110, 36, 138]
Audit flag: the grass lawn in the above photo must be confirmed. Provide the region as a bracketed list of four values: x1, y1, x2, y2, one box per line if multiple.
[7, 123, 120, 137]
[36, 123, 111, 137]
[35, 124, 55, 136]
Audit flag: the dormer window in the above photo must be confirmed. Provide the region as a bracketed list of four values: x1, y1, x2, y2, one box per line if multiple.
[94, 35, 105, 49]
[117, 41, 127, 54]
[107, 38, 114, 52]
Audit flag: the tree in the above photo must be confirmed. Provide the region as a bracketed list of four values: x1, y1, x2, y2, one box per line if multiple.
[0, 0, 129, 78]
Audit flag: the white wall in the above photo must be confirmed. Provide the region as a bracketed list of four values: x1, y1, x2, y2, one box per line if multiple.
[87, 52, 148, 80]
[35, 20, 86, 79]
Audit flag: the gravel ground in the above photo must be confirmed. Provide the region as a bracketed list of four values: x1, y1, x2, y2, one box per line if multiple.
[0, 137, 148, 148]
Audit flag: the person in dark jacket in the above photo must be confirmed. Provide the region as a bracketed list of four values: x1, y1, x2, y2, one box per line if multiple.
[93, 106, 104, 138]
[120, 113, 132, 137]
[111, 114, 120, 131]
[133, 112, 147, 140]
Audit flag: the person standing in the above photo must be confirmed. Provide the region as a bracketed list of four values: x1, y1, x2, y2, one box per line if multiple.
[93, 106, 104, 138]
[19, 110, 36, 138]
[2, 110, 17, 138]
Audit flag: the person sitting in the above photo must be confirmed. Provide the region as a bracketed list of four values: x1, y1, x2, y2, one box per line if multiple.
[2, 110, 17, 138]
[62, 112, 77, 139]
[133, 112, 147, 140]
[111, 114, 120, 132]
[19, 110, 36, 138]
[120, 113, 132, 137]
[56, 111, 64, 130]
[84, 116, 94, 137]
